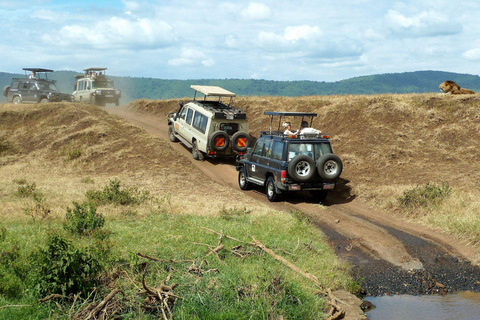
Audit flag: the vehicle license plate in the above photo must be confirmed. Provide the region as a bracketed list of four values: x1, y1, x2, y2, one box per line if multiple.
[289, 185, 301, 191]
[105, 95, 113, 98]
[323, 184, 335, 190]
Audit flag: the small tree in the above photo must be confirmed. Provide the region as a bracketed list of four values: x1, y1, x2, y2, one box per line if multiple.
[64, 202, 105, 236]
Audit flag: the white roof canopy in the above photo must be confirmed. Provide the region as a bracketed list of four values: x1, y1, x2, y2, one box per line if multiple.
[191, 85, 236, 97]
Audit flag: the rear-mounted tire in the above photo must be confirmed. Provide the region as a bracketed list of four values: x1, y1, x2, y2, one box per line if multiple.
[209, 131, 230, 152]
[231, 131, 251, 152]
[288, 155, 316, 182]
[316, 154, 343, 180]
[3, 86, 10, 98]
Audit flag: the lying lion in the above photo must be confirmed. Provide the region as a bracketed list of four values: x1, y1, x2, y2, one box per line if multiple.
[439, 80, 475, 94]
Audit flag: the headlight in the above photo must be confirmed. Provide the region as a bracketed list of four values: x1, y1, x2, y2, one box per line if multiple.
[115, 90, 121, 95]
[95, 90, 102, 95]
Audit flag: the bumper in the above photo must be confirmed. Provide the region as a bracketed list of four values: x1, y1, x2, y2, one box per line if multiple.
[276, 181, 336, 192]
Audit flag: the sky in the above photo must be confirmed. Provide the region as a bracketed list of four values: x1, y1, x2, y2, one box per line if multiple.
[1, 0, 480, 82]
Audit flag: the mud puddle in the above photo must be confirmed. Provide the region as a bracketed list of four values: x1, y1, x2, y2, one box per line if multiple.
[365, 291, 480, 319]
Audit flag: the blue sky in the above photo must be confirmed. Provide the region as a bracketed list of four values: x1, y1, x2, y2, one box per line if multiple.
[1, 0, 480, 81]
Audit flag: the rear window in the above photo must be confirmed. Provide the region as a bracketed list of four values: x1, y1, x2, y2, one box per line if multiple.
[220, 123, 239, 135]
[288, 143, 332, 161]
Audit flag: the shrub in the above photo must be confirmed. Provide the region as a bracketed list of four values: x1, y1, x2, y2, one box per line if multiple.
[86, 179, 149, 206]
[35, 235, 103, 296]
[64, 202, 105, 236]
[398, 182, 452, 208]
[14, 182, 42, 198]
[23, 195, 51, 221]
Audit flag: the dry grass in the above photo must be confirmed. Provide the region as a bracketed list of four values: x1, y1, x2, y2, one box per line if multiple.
[130, 93, 480, 245]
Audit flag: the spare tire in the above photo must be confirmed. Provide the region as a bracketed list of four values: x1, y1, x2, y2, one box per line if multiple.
[3, 86, 10, 98]
[288, 154, 316, 182]
[316, 154, 343, 180]
[231, 131, 251, 152]
[209, 131, 230, 152]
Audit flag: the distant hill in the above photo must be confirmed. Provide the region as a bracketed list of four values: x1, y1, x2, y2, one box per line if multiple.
[2, 70, 480, 103]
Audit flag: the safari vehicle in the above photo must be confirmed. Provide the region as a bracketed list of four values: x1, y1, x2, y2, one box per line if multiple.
[167, 85, 251, 160]
[3, 68, 72, 104]
[236, 111, 343, 202]
[72, 68, 121, 106]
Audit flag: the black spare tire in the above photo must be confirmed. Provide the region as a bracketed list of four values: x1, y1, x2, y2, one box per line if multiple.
[231, 131, 251, 152]
[288, 154, 316, 182]
[3, 86, 10, 98]
[209, 131, 230, 152]
[316, 154, 343, 180]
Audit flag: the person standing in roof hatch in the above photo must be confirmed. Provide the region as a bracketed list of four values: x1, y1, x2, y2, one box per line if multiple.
[283, 122, 298, 135]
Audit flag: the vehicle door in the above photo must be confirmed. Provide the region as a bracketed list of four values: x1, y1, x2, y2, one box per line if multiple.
[268, 140, 286, 173]
[247, 138, 270, 181]
[22, 81, 37, 102]
[176, 107, 194, 143]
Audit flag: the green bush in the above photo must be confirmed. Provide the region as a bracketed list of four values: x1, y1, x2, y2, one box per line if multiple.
[64, 202, 105, 236]
[86, 179, 149, 206]
[34, 235, 103, 296]
[398, 182, 452, 208]
[14, 182, 42, 199]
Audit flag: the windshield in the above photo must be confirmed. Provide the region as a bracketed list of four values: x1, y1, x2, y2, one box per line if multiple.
[93, 80, 114, 89]
[288, 143, 332, 161]
[37, 82, 59, 91]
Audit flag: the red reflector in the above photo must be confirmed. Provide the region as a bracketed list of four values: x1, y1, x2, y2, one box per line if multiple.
[321, 135, 330, 139]
[237, 138, 246, 147]
[216, 137, 225, 147]
[281, 170, 286, 183]
[208, 151, 215, 155]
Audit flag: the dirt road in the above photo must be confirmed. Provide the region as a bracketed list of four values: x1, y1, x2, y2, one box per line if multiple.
[106, 106, 480, 296]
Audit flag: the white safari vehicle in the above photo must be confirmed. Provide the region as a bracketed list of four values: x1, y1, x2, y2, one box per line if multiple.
[72, 67, 121, 106]
[167, 85, 251, 160]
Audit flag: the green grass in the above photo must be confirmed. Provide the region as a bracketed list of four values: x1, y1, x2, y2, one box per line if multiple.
[0, 201, 352, 319]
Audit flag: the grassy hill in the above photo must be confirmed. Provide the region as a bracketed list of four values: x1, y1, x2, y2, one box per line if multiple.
[2, 70, 480, 103]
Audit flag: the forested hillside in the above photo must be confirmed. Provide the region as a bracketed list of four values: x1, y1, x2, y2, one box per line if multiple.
[2, 70, 480, 103]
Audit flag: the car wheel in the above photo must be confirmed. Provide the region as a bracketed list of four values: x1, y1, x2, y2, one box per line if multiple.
[288, 154, 316, 182]
[168, 126, 179, 142]
[3, 86, 10, 98]
[209, 131, 230, 152]
[231, 131, 251, 152]
[266, 176, 279, 202]
[316, 154, 343, 180]
[192, 141, 204, 161]
[12, 96, 21, 104]
[310, 190, 328, 203]
[40, 98, 50, 103]
[238, 168, 252, 190]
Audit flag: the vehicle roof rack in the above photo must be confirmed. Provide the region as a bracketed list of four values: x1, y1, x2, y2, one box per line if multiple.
[189, 85, 245, 119]
[264, 111, 318, 133]
[191, 85, 236, 97]
[22, 68, 54, 73]
[84, 67, 107, 72]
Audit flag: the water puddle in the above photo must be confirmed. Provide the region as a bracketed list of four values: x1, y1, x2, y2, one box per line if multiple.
[365, 291, 480, 320]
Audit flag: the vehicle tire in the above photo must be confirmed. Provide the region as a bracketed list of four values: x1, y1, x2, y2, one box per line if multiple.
[288, 155, 316, 182]
[231, 131, 251, 152]
[2, 86, 10, 98]
[238, 167, 252, 190]
[91, 95, 96, 105]
[192, 141, 204, 161]
[266, 176, 279, 202]
[40, 98, 49, 103]
[209, 131, 230, 152]
[168, 125, 179, 142]
[310, 190, 328, 203]
[12, 96, 21, 104]
[115, 98, 120, 106]
[316, 154, 343, 180]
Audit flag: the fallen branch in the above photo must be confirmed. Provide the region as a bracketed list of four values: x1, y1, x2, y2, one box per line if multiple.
[38, 294, 63, 303]
[86, 288, 121, 320]
[0, 304, 32, 310]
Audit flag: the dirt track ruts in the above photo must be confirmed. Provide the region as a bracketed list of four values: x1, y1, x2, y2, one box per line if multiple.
[106, 105, 480, 296]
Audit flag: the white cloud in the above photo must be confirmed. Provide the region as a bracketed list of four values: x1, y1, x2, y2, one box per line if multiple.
[463, 48, 480, 60]
[168, 48, 214, 67]
[385, 9, 462, 37]
[43, 16, 176, 50]
[240, 2, 271, 21]
[284, 25, 322, 42]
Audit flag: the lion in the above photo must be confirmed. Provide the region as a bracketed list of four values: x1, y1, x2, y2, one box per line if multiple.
[439, 80, 475, 94]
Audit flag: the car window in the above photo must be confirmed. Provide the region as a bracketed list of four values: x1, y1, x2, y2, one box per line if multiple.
[179, 107, 187, 120]
[93, 80, 114, 88]
[264, 139, 273, 158]
[314, 143, 333, 159]
[288, 143, 314, 161]
[11, 81, 19, 89]
[192, 111, 208, 134]
[220, 123, 239, 135]
[271, 141, 284, 160]
[253, 139, 265, 156]
[186, 108, 194, 125]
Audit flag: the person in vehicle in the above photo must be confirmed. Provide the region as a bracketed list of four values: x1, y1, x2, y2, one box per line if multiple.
[299, 121, 321, 135]
[29, 71, 36, 79]
[283, 122, 298, 135]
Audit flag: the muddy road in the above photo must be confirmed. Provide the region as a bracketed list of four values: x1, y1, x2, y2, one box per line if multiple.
[106, 106, 480, 296]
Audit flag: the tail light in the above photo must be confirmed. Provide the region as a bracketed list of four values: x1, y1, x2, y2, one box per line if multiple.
[281, 170, 286, 183]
